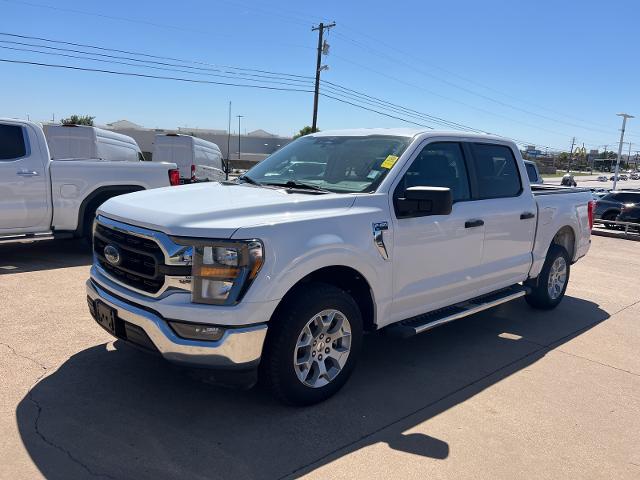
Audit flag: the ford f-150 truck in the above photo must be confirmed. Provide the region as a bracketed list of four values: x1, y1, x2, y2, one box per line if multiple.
[86, 129, 593, 405]
[0, 119, 179, 244]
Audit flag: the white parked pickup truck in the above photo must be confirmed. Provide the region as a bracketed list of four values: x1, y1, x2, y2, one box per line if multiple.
[0, 119, 179, 244]
[86, 129, 593, 405]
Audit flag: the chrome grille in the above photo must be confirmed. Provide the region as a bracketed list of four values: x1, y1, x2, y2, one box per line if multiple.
[93, 219, 191, 295]
[94, 223, 164, 293]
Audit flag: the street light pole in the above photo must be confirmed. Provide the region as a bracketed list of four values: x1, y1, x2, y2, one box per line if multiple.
[237, 115, 243, 160]
[567, 137, 576, 173]
[226, 101, 231, 180]
[613, 113, 634, 190]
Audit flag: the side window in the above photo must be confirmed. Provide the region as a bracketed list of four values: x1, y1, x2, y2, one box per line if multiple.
[471, 143, 522, 199]
[617, 193, 640, 203]
[395, 142, 470, 202]
[525, 162, 538, 182]
[0, 124, 27, 160]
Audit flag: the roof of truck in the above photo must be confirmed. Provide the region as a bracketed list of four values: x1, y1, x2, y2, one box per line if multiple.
[310, 128, 512, 143]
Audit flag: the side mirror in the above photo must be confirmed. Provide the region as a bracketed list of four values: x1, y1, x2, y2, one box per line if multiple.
[395, 186, 453, 218]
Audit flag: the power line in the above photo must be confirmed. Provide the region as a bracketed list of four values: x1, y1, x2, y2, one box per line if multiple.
[327, 53, 611, 146]
[7, 30, 575, 143]
[0, 34, 480, 131]
[0, 0, 313, 51]
[0, 50, 562, 150]
[0, 44, 316, 88]
[331, 30, 624, 139]
[0, 57, 314, 92]
[0, 33, 584, 151]
[338, 24, 622, 134]
[321, 81, 487, 133]
[0, 32, 314, 80]
[320, 93, 433, 129]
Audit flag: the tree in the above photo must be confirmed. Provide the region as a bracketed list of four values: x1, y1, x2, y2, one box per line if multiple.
[293, 126, 316, 139]
[61, 114, 95, 126]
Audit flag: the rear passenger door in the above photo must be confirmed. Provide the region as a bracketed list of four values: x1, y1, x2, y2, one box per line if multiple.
[466, 142, 536, 294]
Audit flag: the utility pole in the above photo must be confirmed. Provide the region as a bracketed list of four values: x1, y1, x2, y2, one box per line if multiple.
[613, 113, 634, 190]
[566, 137, 576, 173]
[627, 142, 632, 171]
[226, 101, 231, 180]
[311, 21, 335, 132]
[237, 115, 243, 160]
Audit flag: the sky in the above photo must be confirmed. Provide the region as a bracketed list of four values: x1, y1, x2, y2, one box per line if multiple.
[1, 0, 639, 152]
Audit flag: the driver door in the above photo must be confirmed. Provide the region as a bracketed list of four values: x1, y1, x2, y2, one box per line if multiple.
[0, 123, 50, 232]
[389, 141, 485, 322]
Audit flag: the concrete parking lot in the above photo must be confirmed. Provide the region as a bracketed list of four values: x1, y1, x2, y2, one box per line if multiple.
[544, 172, 640, 189]
[0, 235, 638, 479]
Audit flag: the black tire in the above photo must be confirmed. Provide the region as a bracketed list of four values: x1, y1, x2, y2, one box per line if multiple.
[260, 282, 363, 406]
[82, 209, 97, 246]
[525, 244, 570, 310]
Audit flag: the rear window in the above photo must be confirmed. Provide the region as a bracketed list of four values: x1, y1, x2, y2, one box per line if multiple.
[0, 124, 27, 160]
[470, 143, 522, 199]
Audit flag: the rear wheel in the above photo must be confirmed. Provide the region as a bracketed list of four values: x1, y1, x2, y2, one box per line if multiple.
[525, 244, 570, 310]
[260, 283, 363, 406]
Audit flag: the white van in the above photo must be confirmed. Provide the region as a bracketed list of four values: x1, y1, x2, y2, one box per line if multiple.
[43, 124, 144, 162]
[153, 134, 225, 183]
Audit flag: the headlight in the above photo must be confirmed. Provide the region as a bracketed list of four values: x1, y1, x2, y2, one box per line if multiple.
[187, 240, 264, 305]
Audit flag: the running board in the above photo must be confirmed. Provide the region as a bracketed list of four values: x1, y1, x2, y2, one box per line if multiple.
[386, 284, 528, 338]
[0, 232, 55, 244]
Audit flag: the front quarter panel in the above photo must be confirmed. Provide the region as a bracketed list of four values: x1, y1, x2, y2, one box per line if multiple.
[233, 193, 393, 328]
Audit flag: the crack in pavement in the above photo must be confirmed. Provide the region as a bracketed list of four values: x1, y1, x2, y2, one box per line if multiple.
[0, 342, 48, 371]
[1, 342, 117, 480]
[555, 349, 639, 377]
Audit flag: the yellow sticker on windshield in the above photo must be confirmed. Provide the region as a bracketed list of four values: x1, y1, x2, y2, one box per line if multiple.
[381, 155, 399, 169]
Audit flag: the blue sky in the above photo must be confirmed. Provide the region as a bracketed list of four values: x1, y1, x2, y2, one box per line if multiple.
[1, 0, 639, 151]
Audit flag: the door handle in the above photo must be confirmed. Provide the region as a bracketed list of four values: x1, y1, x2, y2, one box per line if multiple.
[520, 212, 535, 220]
[464, 219, 484, 228]
[16, 170, 39, 177]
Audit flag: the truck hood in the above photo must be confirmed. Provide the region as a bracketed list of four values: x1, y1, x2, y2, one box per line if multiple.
[97, 182, 357, 238]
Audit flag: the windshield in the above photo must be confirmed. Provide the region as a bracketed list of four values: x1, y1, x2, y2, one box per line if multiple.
[244, 135, 411, 193]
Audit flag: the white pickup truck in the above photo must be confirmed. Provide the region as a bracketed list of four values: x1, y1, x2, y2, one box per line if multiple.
[86, 129, 593, 405]
[0, 119, 179, 244]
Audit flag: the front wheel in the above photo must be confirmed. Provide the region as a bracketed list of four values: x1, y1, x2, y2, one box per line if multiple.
[525, 244, 570, 310]
[260, 283, 363, 406]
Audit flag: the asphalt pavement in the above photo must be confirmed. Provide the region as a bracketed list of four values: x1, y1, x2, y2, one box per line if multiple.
[0, 236, 638, 479]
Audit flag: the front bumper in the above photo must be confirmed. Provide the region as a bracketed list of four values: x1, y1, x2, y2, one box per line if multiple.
[86, 279, 268, 370]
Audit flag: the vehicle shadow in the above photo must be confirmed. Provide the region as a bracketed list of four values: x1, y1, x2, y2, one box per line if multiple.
[16, 296, 608, 480]
[0, 239, 92, 274]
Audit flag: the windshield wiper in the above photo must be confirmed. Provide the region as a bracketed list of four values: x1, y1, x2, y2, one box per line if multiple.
[261, 180, 331, 193]
[237, 174, 262, 186]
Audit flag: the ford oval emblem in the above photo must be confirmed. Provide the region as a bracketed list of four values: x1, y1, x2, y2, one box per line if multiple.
[104, 244, 121, 266]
